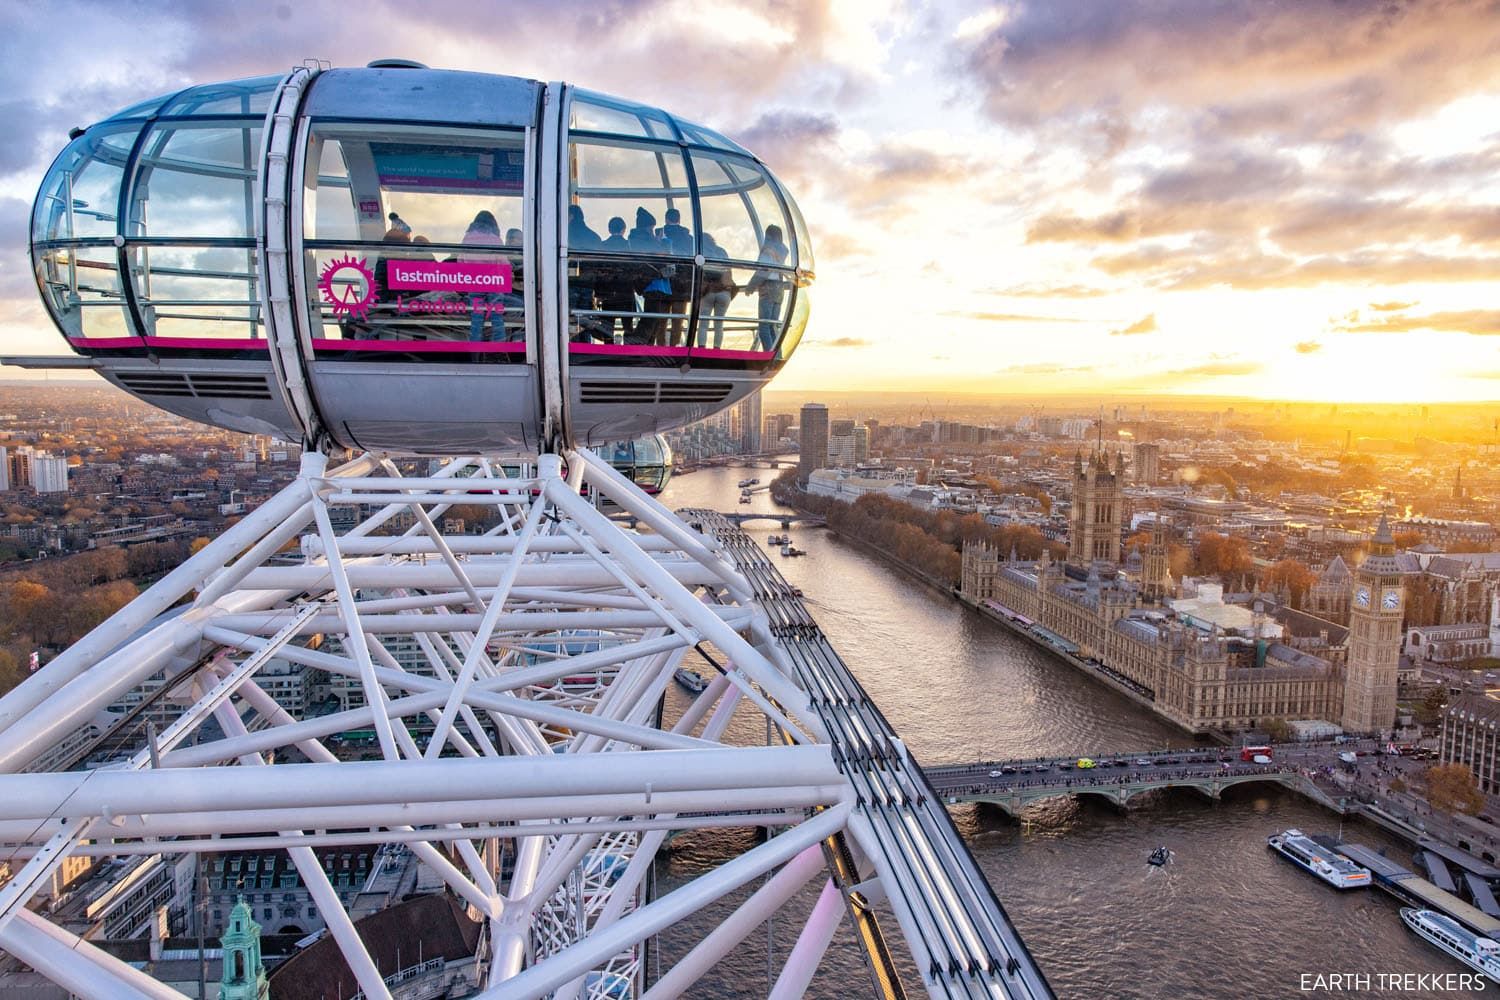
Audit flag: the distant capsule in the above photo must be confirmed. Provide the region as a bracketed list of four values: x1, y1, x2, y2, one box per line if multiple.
[26, 66, 814, 454]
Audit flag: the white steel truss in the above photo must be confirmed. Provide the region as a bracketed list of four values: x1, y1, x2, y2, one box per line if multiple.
[0, 448, 1050, 999]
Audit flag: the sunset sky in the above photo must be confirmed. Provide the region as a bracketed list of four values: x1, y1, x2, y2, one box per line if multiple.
[2, 0, 1498, 401]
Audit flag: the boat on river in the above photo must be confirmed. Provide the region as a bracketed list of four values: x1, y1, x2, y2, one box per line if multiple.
[673, 668, 708, 693]
[1267, 829, 1370, 889]
[1401, 908, 1500, 984]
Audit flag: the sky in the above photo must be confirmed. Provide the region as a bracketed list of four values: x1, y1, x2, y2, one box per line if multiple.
[1, 0, 1499, 402]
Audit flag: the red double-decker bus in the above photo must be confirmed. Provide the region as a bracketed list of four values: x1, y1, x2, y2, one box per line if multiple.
[1240, 745, 1273, 762]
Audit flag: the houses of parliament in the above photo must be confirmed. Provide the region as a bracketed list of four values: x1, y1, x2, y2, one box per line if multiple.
[960, 447, 1404, 736]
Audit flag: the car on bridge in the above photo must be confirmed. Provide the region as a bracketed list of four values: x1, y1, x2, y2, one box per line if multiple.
[1077, 758, 1096, 769]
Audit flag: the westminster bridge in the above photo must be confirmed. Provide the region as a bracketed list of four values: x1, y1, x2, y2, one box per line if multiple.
[921, 743, 1373, 818]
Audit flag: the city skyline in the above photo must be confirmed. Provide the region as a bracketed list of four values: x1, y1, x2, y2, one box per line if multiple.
[0, 1, 1497, 402]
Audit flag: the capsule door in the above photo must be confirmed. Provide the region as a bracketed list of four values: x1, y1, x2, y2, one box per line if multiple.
[292, 114, 541, 454]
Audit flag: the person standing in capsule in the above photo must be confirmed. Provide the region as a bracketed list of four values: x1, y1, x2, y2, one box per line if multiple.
[746, 225, 789, 352]
[462, 211, 504, 341]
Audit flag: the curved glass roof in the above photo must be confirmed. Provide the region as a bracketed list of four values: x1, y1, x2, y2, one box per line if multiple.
[568, 88, 752, 157]
[104, 75, 282, 121]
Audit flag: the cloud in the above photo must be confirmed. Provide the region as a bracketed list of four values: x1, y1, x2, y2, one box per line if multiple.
[955, 1, 1500, 143]
[1335, 310, 1500, 336]
[991, 282, 1112, 299]
[1370, 301, 1415, 312]
[943, 311, 1085, 323]
[998, 362, 1097, 375]
[1168, 360, 1264, 377]
[954, 2, 1500, 297]
[819, 336, 871, 348]
[1111, 313, 1156, 337]
[1092, 245, 1500, 291]
[841, 143, 990, 218]
[1028, 211, 1140, 243]
[1294, 341, 1322, 354]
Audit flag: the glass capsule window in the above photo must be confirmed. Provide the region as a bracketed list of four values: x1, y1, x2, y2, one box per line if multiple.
[33, 125, 134, 243]
[565, 96, 807, 369]
[568, 91, 679, 141]
[600, 435, 672, 494]
[31, 78, 275, 353]
[566, 136, 694, 358]
[300, 123, 528, 357]
[125, 120, 264, 345]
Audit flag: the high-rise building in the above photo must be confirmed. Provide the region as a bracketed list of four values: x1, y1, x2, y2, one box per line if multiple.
[31, 455, 69, 494]
[764, 412, 794, 445]
[798, 403, 828, 484]
[825, 421, 870, 469]
[1341, 515, 1404, 735]
[1067, 449, 1122, 566]
[851, 425, 869, 465]
[1132, 442, 1161, 485]
[8, 446, 32, 491]
[732, 389, 763, 454]
[0, 446, 8, 492]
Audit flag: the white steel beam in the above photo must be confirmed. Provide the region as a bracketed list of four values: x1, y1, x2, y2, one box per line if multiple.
[473, 801, 853, 999]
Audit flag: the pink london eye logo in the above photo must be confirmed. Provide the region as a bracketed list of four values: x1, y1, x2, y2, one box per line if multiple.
[317, 255, 378, 320]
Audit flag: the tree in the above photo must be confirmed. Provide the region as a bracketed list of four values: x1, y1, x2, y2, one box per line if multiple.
[1393, 530, 1425, 550]
[1262, 559, 1317, 607]
[189, 537, 212, 555]
[1426, 764, 1485, 816]
[0, 647, 22, 699]
[1194, 533, 1253, 584]
[0, 580, 54, 644]
[1263, 717, 1291, 742]
[1415, 687, 1448, 727]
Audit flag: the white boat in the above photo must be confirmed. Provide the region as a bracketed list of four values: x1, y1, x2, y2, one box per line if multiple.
[673, 668, 708, 693]
[1401, 908, 1500, 984]
[1266, 829, 1370, 889]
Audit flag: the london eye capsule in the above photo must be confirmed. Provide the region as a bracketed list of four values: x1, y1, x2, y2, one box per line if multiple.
[599, 434, 673, 495]
[24, 63, 813, 454]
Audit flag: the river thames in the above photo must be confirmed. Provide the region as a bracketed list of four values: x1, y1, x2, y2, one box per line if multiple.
[650, 463, 1475, 999]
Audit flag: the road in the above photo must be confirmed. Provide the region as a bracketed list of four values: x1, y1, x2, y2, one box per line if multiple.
[924, 738, 1398, 798]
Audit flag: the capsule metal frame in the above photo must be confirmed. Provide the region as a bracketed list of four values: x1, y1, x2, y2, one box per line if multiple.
[23, 64, 813, 455]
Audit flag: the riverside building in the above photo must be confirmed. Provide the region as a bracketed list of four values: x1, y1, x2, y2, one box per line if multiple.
[959, 516, 1407, 736]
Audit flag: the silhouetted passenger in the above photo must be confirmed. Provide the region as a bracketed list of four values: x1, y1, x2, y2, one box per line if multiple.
[601, 216, 628, 252]
[569, 205, 603, 250]
[696, 232, 734, 349]
[746, 224, 789, 352]
[629, 207, 672, 344]
[463, 212, 504, 341]
[660, 207, 693, 256]
[593, 216, 636, 340]
[659, 208, 694, 343]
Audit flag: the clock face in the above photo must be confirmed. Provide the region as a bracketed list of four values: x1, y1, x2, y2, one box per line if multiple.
[1355, 586, 1371, 608]
[1383, 589, 1401, 610]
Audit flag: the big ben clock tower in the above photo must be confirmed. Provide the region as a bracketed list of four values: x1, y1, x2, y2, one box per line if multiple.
[1341, 514, 1404, 735]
